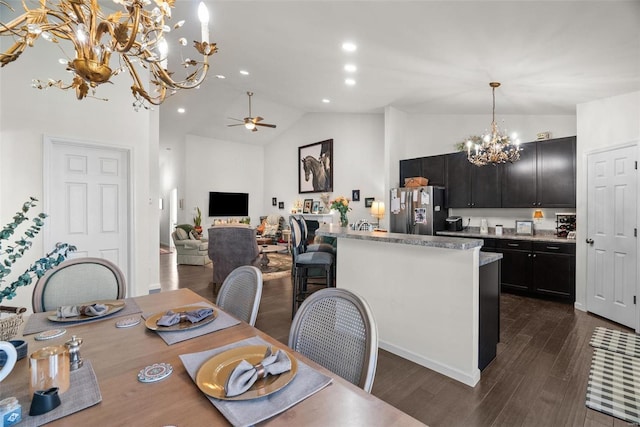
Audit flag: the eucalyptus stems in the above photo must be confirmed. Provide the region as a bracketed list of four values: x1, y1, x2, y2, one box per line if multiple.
[0, 197, 76, 303]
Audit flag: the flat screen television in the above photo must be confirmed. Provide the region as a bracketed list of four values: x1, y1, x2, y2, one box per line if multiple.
[208, 192, 249, 217]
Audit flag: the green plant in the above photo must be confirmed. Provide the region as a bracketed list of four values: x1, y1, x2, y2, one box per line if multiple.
[194, 207, 202, 227]
[0, 197, 76, 303]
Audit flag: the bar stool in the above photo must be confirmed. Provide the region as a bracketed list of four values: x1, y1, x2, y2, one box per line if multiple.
[289, 216, 335, 318]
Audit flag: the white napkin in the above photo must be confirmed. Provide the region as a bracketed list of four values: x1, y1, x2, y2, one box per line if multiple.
[56, 303, 107, 318]
[224, 347, 292, 397]
[156, 308, 213, 327]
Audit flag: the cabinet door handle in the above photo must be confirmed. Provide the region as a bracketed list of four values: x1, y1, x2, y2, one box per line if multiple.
[546, 246, 560, 250]
[532, 254, 537, 258]
[586, 238, 594, 245]
[507, 243, 519, 247]
[528, 253, 531, 257]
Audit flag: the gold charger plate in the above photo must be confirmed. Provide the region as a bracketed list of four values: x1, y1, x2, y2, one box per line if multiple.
[145, 305, 217, 331]
[47, 300, 126, 322]
[196, 345, 298, 401]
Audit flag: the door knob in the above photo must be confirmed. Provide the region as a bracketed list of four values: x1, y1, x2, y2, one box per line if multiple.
[586, 238, 594, 245]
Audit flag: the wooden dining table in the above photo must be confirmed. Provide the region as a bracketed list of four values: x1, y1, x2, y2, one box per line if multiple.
[2, 288, 424, 426]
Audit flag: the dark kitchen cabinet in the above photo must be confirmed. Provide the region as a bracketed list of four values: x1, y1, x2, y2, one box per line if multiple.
[502, 136, 576, 208]
[399, 155, 446, 187]
[531, 242, 575, 299]
[484, 238, 575, 302]
[445, 152, 501, 208]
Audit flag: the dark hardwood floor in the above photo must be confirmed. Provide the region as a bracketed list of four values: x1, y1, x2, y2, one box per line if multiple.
[159, 249, 630, 426]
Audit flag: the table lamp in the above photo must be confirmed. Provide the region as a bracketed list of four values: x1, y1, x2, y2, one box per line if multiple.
[370, 201, 385, 230]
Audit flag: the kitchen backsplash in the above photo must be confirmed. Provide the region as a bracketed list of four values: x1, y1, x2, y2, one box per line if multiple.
[449, 207, 574, 232]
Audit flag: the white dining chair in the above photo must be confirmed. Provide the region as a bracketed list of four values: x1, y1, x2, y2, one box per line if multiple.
[288, 287, 378, 392]
[216, 266, 263, 326]
[32, 257, 127, 313]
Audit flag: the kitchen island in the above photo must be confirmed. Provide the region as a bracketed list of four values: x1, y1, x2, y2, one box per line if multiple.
[317, 224, 500, 387]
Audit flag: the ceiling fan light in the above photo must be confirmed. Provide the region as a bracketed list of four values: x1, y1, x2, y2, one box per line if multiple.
[245, 122, 256, 130]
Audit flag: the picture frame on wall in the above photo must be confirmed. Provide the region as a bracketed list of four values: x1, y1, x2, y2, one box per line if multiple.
[303, 199, 313, 214]
[352, 189, 360, 202]
[272, 197, 277, 206]
[278, 202, 284, 209]
[311, 201, 320, 213]
[298, 139, 333, 194]
[515, 220, 534, 235]
[365, 197, 374, 208]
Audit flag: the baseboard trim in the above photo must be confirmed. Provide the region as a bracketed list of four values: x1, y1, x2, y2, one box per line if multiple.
[148, 283, 161, 294]
[379, 340, 481, 387]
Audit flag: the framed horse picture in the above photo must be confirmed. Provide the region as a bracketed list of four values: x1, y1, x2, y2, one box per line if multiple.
[299, 139, 333, 193]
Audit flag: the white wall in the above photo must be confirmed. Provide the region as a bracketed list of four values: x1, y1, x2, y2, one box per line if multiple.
[184, 135, 265, 228]
[575, 91, 640, 311]
[263, 113, 385, 225]
[0, 35, 159, 306]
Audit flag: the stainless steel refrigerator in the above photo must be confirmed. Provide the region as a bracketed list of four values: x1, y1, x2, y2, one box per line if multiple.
[389, 186, 447, 235]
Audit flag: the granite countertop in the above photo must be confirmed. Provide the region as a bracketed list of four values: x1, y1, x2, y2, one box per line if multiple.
[479, 252, 503, 266]
[437, 227, 576, 244]
[316, 224, 483, 250]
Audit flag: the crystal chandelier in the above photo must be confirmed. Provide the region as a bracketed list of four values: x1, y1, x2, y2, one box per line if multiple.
[467, 82, 521, 166]
[0, 0, 217, 109]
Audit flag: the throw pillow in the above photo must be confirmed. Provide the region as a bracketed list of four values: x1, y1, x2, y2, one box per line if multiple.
[175, 228, 188, 240]
[263, 224, 278, 236]
[188, 231, 198, 240]
[256, 220, 266, 235]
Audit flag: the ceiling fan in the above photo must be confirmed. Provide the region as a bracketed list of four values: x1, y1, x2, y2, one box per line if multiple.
[227, 91, 277, 132]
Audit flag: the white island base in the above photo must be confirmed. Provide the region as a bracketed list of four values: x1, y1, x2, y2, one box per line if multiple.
[322, 228, 483, 387]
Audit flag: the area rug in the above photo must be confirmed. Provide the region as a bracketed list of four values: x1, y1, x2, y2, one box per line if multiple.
[585, 347, 640, 424]
[590, 327, 640, 358]
[205, 252, 292, 281]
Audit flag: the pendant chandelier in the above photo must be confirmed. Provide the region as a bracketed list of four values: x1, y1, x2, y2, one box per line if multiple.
[0, 0, 217, 109]
[467, 82, 521, 166]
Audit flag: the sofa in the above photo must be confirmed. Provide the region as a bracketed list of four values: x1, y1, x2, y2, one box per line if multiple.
[257, 214, 285, 242]
[172, 226, 211, 266]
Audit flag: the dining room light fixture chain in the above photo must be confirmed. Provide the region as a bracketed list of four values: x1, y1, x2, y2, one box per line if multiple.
[467, 82, 521, 166]
[0, 0, 218, 110]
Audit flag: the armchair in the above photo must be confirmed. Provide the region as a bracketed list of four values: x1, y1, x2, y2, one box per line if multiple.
[208, 226, 261, 286]
[171, 227, 211, 266]
[257, 214, 285, 242]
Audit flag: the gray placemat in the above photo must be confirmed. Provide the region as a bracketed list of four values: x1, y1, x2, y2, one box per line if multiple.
[22, 360, 102, 426]
[23, 298, 143, 336]
[180, 336, 333, 427]
[143, 303, 241, 345]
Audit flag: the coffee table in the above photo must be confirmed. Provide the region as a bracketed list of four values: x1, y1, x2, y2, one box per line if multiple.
[256, 237, 273, 245]
[259, 244, 287, 272]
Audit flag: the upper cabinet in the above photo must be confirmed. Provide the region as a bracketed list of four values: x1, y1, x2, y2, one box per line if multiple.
[399, 154, 446, 187]
[502, 136, 576, 208]
[400, 136, 576, 209]
[445, 152, 501, 208]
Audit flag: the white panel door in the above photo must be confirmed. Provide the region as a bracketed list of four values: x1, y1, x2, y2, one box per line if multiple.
[586, 145, 637, 328]
[44, 139, 130, 284]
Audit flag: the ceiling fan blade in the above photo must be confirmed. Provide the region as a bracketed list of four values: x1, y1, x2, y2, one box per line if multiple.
[251, 127, 258, 132]
[227, 124, 245, 127]
[255, 123, 277, 128]
[253, 116, 264, 123]
[227, 117, 244, 122]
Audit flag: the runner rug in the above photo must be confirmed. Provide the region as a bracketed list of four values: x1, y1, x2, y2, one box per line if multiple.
[589, 326, 640, 358]
[586, 332, 640, 424]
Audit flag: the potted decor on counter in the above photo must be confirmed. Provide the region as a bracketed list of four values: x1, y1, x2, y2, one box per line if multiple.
[193, 207, 203, 234]
[0, 197, 76, 304]
[330, 196, 351, 227]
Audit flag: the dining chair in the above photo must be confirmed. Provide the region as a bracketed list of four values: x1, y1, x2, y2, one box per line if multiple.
[216, 266, 263, 326]
[32, 257, 127, 313]
[294, 215, 335, 255]
[288, 287, 378, 392]
[289, 216, 335, 318]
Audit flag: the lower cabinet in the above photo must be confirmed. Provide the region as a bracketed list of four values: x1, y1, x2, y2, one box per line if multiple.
[483, 238, 575, 302]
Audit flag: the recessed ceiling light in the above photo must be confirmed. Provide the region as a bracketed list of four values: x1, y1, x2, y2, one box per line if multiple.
[344, 64, 357, 73]
[322, 98, 331, 103]
[345, 78, 356, 86]
[215, 74, 226, 79]
[177, 107, 186, 113]
[239, 70, 249, 76]
[342, 42, 357, 52]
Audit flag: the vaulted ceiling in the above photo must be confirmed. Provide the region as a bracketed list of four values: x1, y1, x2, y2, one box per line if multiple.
[159, 1, 640, 146]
